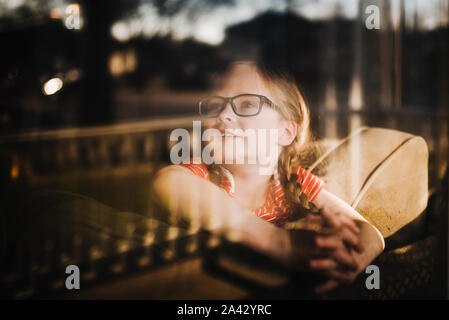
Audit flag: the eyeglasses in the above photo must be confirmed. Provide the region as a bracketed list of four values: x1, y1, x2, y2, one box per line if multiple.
[198, 93, 279, 118]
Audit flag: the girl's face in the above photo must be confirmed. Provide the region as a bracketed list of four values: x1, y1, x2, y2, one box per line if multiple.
[203, 64, 296, 173]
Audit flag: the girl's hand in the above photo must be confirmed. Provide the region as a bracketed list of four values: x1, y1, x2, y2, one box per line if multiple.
[285, 208, 364, 272]
[316, 207, 365, 253]
[313, 250, 364, 294]
[308, 207, 368, 293]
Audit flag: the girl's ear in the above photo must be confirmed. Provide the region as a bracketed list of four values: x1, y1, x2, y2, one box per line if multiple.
[279, 119, 297, 146]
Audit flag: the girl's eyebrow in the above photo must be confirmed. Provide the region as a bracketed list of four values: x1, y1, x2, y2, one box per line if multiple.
[212, 92, 252, 97]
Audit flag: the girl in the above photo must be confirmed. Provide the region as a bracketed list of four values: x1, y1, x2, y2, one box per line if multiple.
[152, 61, 385, 293]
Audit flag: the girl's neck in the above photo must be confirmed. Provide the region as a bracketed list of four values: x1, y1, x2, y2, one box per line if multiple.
[222, 164, 274, 211]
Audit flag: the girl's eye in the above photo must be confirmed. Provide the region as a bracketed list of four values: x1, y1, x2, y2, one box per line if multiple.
[241, 101, 255, 108]
[210, 103, 222, 109]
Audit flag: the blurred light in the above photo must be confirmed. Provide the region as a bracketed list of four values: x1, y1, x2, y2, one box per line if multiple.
[191, 4, 259, 45]
[66, 3, 80, 12]
[109, 52, 125, 76]
[324, 80, 337, 111]
[390, 0, 401, 30]
[43, 78, 63, 95]
[10, 163, 19, 180]
[118, 240, 129, 253]
[113, 0, 286, 45]
[109, 49, 137, 76]
[49, 8, 62, 19]
[125, 50, 137, 72]
[3, 0, 25, 10]
[192, 20, 225, 45]
[349, 75, 363, 111]
[111, 22, 131, 42]
[89, 246, 103, 260]
[65, 68, 81, 82]
[143, 232, 155, 246]
[415, 0, 444, 31]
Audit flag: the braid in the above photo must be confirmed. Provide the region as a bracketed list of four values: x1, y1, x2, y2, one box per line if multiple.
[207, 163, 224, 186]
[256, 65, 317, 213]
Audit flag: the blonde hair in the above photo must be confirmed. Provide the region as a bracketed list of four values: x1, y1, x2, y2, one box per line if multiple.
[208, 61, 319, 214]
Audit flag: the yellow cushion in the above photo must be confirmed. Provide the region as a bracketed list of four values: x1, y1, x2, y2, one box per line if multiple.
[308, 127, 429, 238]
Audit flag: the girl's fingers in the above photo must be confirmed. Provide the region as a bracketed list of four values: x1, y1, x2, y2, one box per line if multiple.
[332, 250, 359, 271]
[314, 235, 339, 250]
[321, 207, 360, 235]
[309, 258, 338, 271]
[320, 207, 342, 229]
[338, 214, 360, 235]
[310, 249, 358, 272]
[340, 228, 364, 253]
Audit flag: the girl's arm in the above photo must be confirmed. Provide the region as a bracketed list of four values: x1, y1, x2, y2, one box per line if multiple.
[151, 165, 293, 264]
[152, 165, 364, 274]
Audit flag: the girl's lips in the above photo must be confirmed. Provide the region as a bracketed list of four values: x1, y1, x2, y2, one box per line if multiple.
[222, 132, 237, 137]
[218, 128, 244, 137]
[221, 133, 246, 140]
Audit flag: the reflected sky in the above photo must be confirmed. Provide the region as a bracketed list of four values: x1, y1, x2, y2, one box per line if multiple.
[111, 0, 449, 45]
[111, 0, 360, 44]
[0, 0, 70, 16]
[0, 0, 448, 44]
[112, 0, 288, 44]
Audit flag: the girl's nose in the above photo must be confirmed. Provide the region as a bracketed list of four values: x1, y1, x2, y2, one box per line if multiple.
[217, 101, 236, 123]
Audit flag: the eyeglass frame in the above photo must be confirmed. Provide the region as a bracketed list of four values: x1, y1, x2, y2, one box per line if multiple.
[198, 93, 280, 118]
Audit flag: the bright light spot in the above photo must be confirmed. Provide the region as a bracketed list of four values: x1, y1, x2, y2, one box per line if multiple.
[49, 8, 62, 19]
[3, 0, 25, 10]
[191, 4, 261, 45]
[390, 0, 401, 30]
[415, 0, 444, 31]
[290, 0, 360, 20]
[340, 0, 358, 19]
[43, 78, 63, 95]
[111, 22, 131, 42]
[349, 75, 363, 111]
[291, 0, 338, 20]
[10, 163, 19, 180]
[65, 3, 80, 18]
[109, 53, 124, 76]
[192, 21, 225, 45]
[109, 49, 137, 76]
[140, 3, 170, 38]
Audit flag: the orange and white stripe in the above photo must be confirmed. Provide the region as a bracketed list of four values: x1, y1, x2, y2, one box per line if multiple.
[294, 166, 325, 202]
[179, 162, 293, 225]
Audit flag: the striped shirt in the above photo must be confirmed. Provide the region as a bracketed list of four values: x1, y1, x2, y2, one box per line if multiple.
[179, 162, 293, 226]
[294, 167, 325, 203]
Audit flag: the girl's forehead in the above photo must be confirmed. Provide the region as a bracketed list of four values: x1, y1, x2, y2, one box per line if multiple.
[213, 65, 273, 98]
